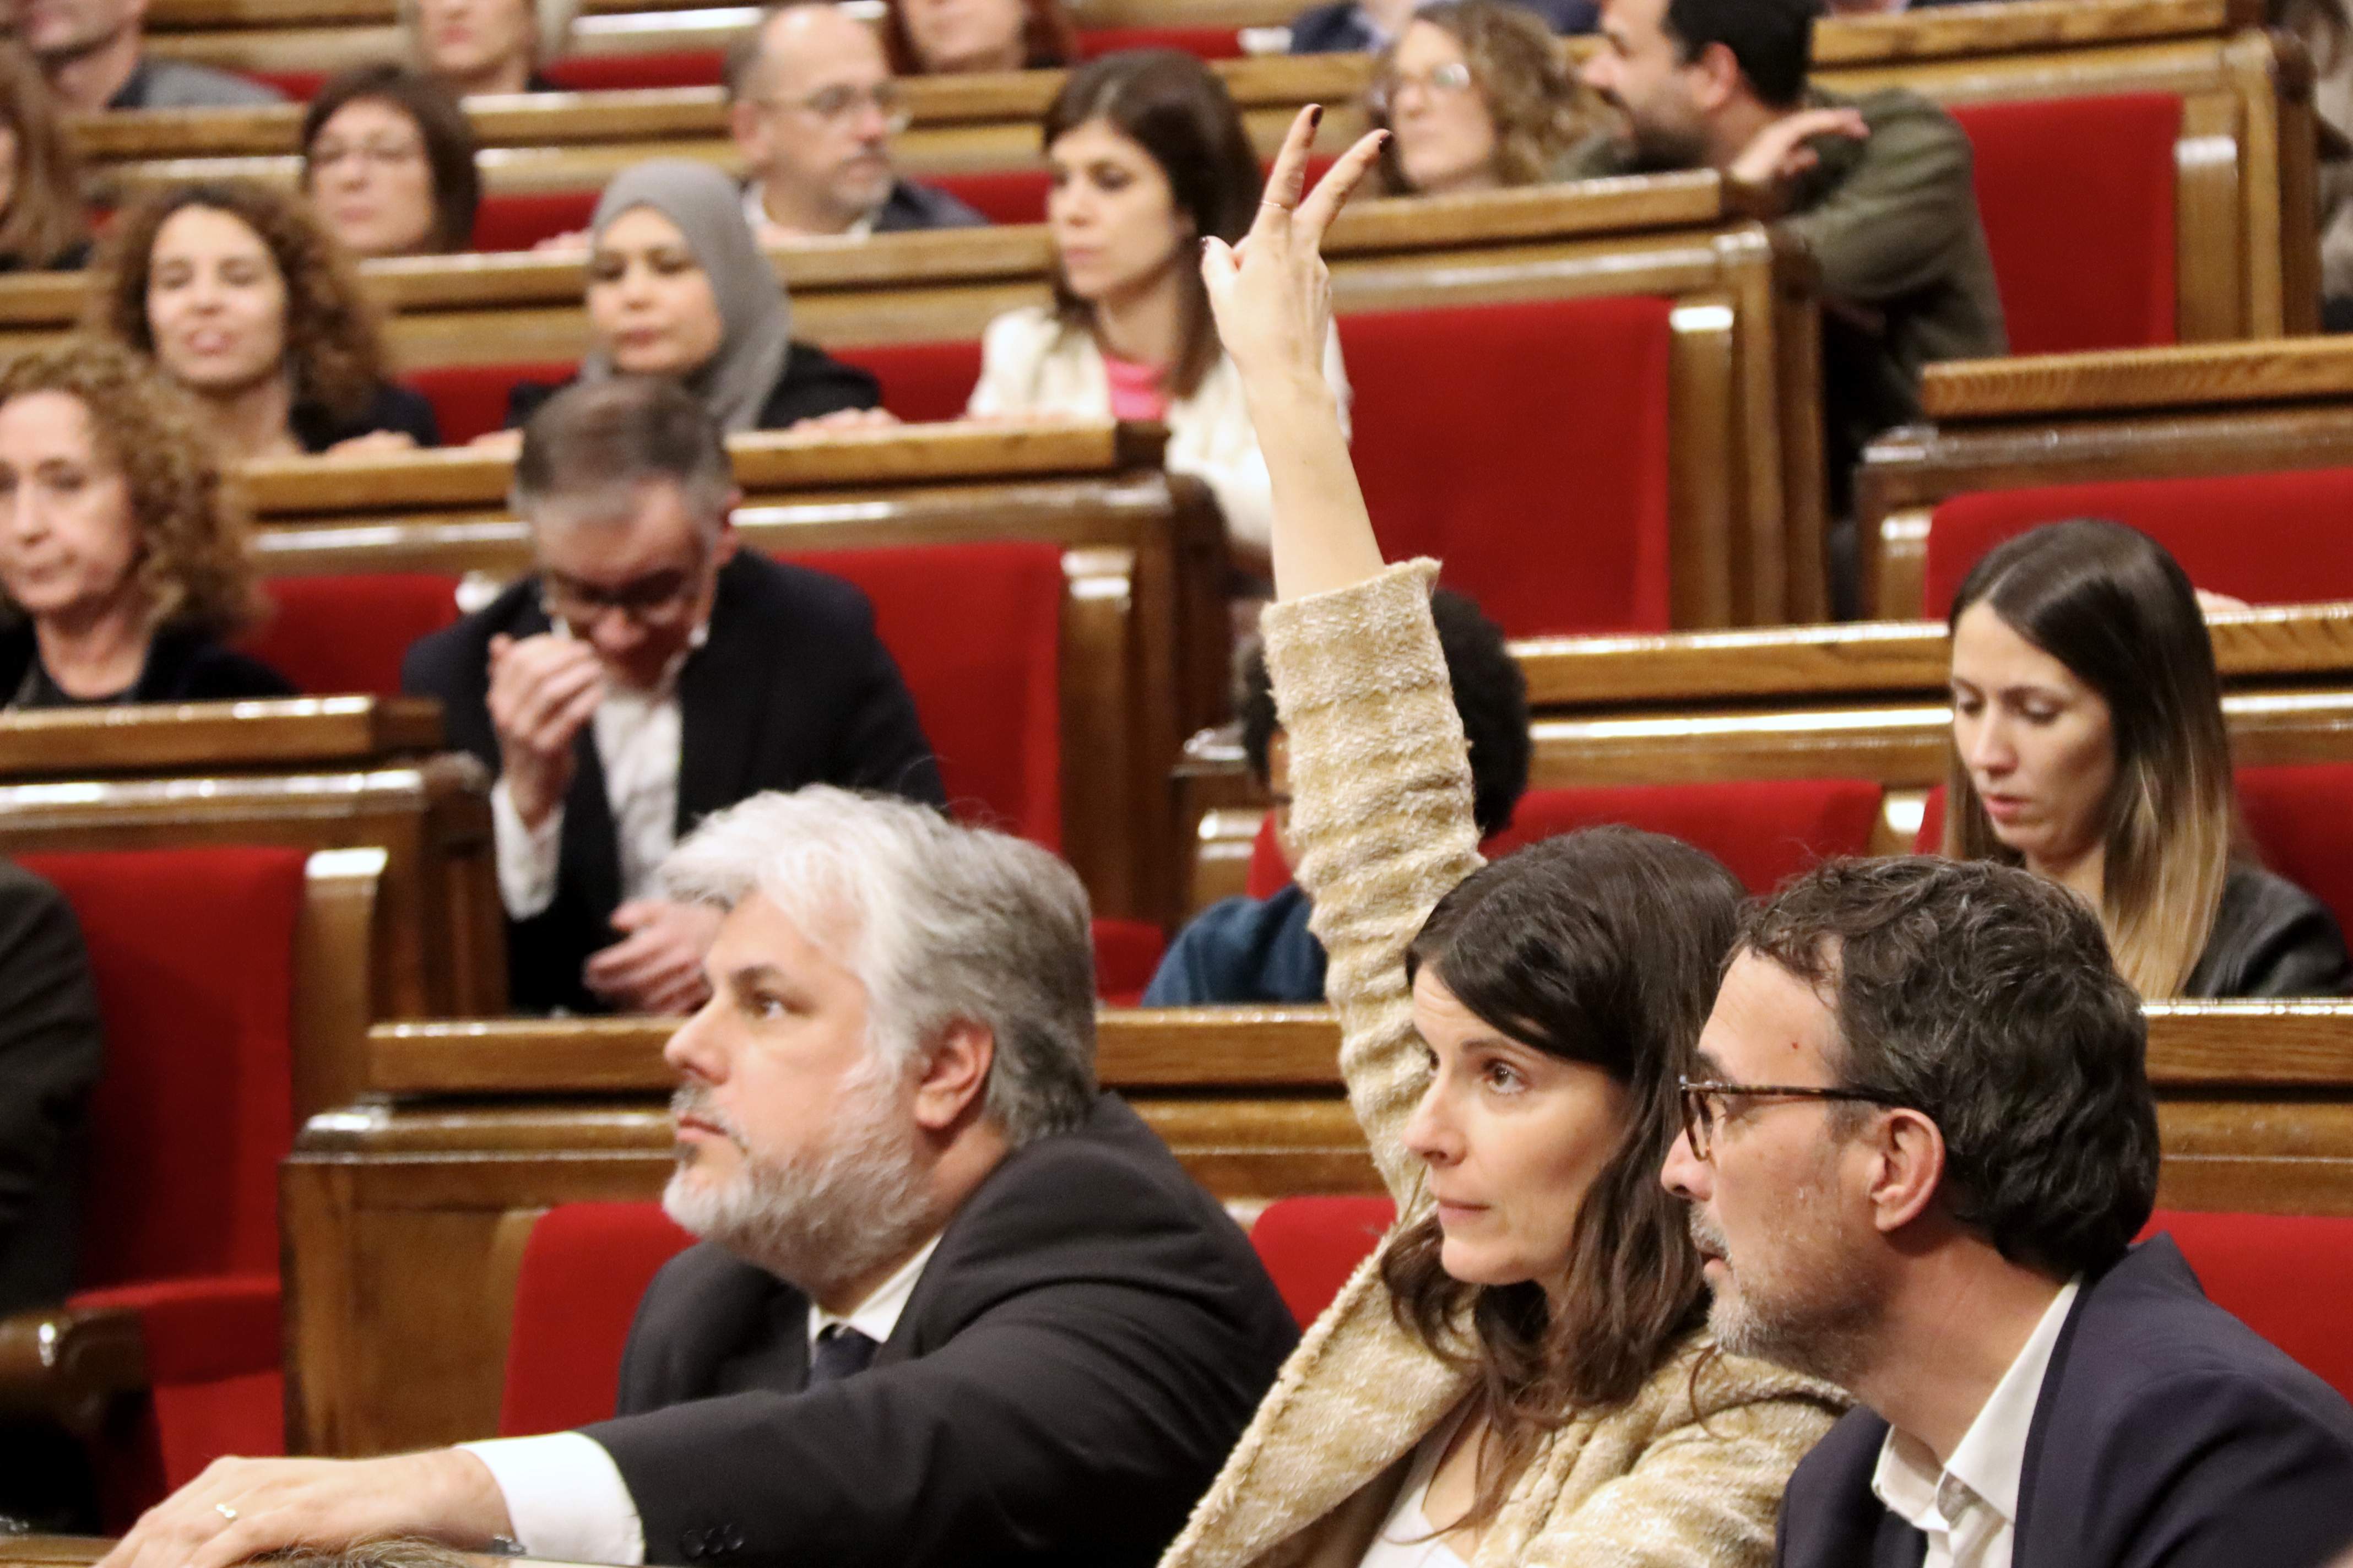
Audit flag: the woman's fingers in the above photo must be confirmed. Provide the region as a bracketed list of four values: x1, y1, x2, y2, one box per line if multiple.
[1249, 104, 1325, 242]
[1296, 128, 1389, 241]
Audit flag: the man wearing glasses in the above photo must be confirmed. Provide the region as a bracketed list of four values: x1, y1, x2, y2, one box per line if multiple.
[723, 0, 984, 244]
[403, 377, 945, 1014]
[1663, 856, 2353, 1568]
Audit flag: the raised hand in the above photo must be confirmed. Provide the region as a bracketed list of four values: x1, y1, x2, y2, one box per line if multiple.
[1726, 106, 1869, 199]
[584, 898, 723, 1014]
[487, 631, 605, 827]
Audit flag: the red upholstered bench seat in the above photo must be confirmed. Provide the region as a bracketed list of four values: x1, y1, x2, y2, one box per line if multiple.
[502, 1202, 697, 1436]
[835, 341, 986, 424]
[1922, 466, 2353, 617]
[1250, 1196, 1396, 1328]
[410, 361, 581, 445]
[2140, 1209, 2353, 1403]
[1076, 25, 1244, 58]
[474, 193, 600, 254]
[542, 50, 728, 90]
[240, 573, 466, 697]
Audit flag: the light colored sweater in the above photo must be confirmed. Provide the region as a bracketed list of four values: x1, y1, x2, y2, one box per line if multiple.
[1157, 561, 1844, 1568]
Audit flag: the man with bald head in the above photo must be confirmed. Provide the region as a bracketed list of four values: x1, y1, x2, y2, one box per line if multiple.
[724, 0, 984, 242]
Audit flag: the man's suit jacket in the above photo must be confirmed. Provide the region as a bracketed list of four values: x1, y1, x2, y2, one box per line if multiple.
[401, 551, 947, 1012]
[0, 861, 102, 1319]
[585, 1094, 1302, 1568]
[1777, 1236, 2353, 1568]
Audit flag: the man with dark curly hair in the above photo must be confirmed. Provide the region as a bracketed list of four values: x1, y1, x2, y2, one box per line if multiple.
[1665, 855, 2353, 1568]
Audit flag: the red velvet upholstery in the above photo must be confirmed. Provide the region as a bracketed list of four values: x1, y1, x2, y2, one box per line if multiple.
[14, 847, 311, 1501]
[241, 70, 325, 99]
[542, 51, 728, 90]
[773, 542, 1063, 848]
[1490, 780, 1885, 893]
[835, 340, 986, 424]
[410, 361, 580, 444]
[1249, 1196, 1396, 1328]
[1244, 813, 1291, 901]
[1950, 95, 2179, 355]
[2139, 1209, 2353, 1403]
[474, 193, 599, 253]
[500, 1203, 695, 1436]
[1076, 25, 1244, 58]
[1914, 785, 1946, 854]
[1922, 467, 2353, 618]
[932, 171, 1055, 226]
[239, 573, 464, 697]
[1337, 296, 1677, 636]
[1090, 918, 1166, 1006]
[2232, 764, 2353, 937]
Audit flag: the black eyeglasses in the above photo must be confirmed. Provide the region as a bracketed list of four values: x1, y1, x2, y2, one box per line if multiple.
[540, 560, 706, 629]
[1677, 1075, 1909, 1160]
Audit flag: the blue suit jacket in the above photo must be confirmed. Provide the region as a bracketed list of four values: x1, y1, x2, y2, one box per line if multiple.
[1777, 1235, 2353, 1568]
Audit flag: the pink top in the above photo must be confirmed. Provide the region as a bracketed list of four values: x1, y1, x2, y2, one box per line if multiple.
[1103, 353, 1170, 422]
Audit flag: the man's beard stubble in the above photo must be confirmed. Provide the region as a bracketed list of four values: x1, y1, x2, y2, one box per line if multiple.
[1688, 1191, 1882, 1391]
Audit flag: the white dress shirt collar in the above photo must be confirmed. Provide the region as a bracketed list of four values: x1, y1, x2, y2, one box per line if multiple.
[807, 1232, 943, 1350]
[1872, 1277, 2081, 1568]
[743, 180, 878, 241]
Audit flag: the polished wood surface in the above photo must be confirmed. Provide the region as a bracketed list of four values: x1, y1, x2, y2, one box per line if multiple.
[0, 696, 441, 779]
[1920, 335, 2353, 421]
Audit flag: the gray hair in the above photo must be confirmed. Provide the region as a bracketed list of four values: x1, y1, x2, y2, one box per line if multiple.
[510, 376, 735, 538]
[664, 787, 1098, 1145]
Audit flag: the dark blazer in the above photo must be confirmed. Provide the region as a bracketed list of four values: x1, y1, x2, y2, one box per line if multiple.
[874, 180, 988, 232]
[1778, 1236, 2353, 1568]
[1141, 882, 1327, 1006]
[2184, 862, 2353, 998]
[503, 344, 881, 433]
[291, 382, 442, 453]
[587, 1093, 1300, 1568]
[0, 862, 103, 1320]
[0, 625, 294, 708]
[400, 551, 946, 1012]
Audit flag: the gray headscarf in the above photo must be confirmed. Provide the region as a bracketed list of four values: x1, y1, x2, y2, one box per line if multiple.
[583, 159, 792, 434]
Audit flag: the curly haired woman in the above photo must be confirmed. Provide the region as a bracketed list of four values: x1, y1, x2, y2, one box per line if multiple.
[0, 338, 292, 706]
[88, 180, 440, 462]
[1367, 0, 1590, 197]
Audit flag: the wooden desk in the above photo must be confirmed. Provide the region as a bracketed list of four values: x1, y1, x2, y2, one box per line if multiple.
[0, 695, 442, 779]
[281, 996, 2353, 1457]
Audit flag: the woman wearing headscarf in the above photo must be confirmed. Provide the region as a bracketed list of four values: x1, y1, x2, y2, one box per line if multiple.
[502, 160, 881, 433]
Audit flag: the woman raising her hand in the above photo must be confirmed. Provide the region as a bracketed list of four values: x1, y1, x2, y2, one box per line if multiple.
[1155, 112, 1840, 1568]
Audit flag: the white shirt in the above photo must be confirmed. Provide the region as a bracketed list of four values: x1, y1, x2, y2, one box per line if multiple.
[462, 1233, 945, 1565]
[1870, 1279, 2081, 1568]
[1357, 1402, 1472, 1568]
[742, 181, 877, 242]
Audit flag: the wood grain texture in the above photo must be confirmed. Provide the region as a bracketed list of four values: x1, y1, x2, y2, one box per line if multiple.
[0, 696, 442, 778]
[1921, 337, 2353, 421]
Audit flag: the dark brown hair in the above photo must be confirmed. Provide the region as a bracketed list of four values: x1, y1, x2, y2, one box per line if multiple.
[1385, 826, 1744, 1530]
[880, 0, 1076, 73]
[1368, 0, 1587, 194]
[88, 180, 395, 425]
[301, 63, 482, 253]
[0, 40, 93, 270]
[1041, 49, 1261, 400]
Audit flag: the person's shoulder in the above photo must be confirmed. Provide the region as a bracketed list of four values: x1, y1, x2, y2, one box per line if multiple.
[1836, 85, 1969, 145]
[980, 303, 1064, 360]
[883, 180, 988, 231]
[718, 550, 876, 628]
[400, 578, 540, 695]
[1286, 1, 1368, 52]
[176, 642, 298, 700]
[1627, 1331, 1852, 1444]
[136, 56, 286, 107]
[761, 343, 880, 427]
[1555, 129, 1636, 182]
[959, 1097, 1238, 1251]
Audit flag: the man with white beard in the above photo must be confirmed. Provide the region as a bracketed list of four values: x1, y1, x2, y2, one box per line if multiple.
[100, 788, 1300, 1568]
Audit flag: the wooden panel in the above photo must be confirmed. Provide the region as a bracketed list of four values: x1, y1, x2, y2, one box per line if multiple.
[0, 696, 441, 779]
[1920, 335, 2353, 421]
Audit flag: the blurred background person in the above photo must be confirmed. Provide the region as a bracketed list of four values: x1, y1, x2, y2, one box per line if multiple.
[880, 0, 1074, 74]
[90, 181, 442, 460]
[18, 0, 281, 110]
[0, 41, 93, 273]
[1290, 0, 1595, 56]
[0, 337, 292, 704]
[725, 0, 984, 242]
[402, 0, 575, 96]
[967, 50, 1348, 561]
[301, 64, 482, 258]
[1365, 0, 1587, 196]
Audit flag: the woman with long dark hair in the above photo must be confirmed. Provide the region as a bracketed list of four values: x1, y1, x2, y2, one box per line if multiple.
[1156, 110, 1841, 1568]
[0, 42, 94, 274]
[301, 64, 482, 258]
[1942, 519, 2352, 997]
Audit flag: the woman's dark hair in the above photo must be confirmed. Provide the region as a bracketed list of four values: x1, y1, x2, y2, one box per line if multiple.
[0, 40, 93, 270]
[1385, 826, 1745, 1531]
[301, 64, 482, 253]
[880, 0, 1076, 73]
[1942, 519, 2236, 997]
[1041, 50, 1261, 400]
[1661, 0, 1812, 109]
[1240, 588, 1532, 837]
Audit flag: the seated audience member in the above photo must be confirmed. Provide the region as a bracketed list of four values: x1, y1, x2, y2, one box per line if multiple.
[880, 0, 1074, 74]
[0, 43, 93, 273]
[503, 161, 882, 435]
[1293, 0, 1596, 56]
[726, 1, 985, 243]
[1365, 0, 1587, 197]
[405, 378, 944, 1015]
[18, 0, 283, 110]
[1666, 855, 2353, 1568]
[301, 65, 482, 259]
[1942, 520, 2353, 998]
[89, 182, 442, 459]
[403, 0, 574, 96]
[0, 338, 294, 704]
[969, 51, 1349, 561]
[1159, 110, 1842, 1568]
[1142, 587, 1529, 1006]
[1570, 0, 2004, 519]
[96, 788, 1300, 1568]
[2284, 0, 2353, 325]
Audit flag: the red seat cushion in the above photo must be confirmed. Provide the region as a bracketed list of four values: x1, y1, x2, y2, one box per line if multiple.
[2233, 763, 2353, 938]
[541, 51, 727, 90]
[1244, 813, 1291, 901]
[241, 70, 324, 100]
[835, 340, 987, 425]
[929, 170, 1053, 226]
[2139, 1209, 2353, 1403]
[1090, 917, 1165, 1006]
[1250, 1196, 1396, 1327]
[1489, 780, 1884, 894]
[473, 193, 599, 253]
[500, 1203, 695, 1436]
[1338, 296, 1676, 637]
[410, 360, 580, 442]
[1951, 95, 2179, 354]
[775, 543, 1063, 849]
[240, 573, 464, 698]
[1076, 25, 1243, 58]
[1922, 467, 2353, 619]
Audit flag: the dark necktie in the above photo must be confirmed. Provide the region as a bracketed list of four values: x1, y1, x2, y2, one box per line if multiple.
[808, 1323, 879, 1387]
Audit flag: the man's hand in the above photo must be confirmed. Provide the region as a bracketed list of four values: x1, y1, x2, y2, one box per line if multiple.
[584, 898, 723, 1014]
[97, 1450, 511, 1568]
[1726, 106, 1870, 199]
[488, 632, 605, 828]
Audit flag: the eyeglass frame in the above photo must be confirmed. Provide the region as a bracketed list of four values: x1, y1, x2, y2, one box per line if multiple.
[538, 546, 714, 632]
[752, 80, 912, 133]
[1676, 1075, 1911, 1162]
[1367, 59, 1477, 119]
